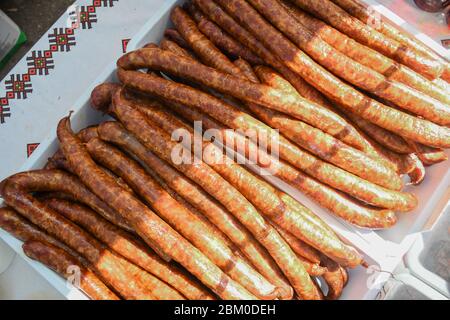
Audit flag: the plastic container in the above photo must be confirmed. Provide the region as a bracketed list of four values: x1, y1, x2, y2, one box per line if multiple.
[0, 10, 26, 70]
[377, 273, 447, 300]
[405, 205, 450, 298]
[0, 238, 15, 274]
[0, 0, 448, 300]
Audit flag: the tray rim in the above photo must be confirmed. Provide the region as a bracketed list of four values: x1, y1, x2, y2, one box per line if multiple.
[0, 0, 448, 300]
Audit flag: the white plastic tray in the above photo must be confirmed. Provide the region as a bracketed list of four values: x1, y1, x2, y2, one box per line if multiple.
[0, 0, 449, 300]
[377, 273, 447, 300]
[405, 205, 449, 298]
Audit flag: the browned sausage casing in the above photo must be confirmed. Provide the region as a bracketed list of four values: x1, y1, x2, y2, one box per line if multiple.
[289, 0, 444, 79]
[163, 88, 399, 229]
[23, 240, 119, 300]
[184, 2, 263, 65]
[246, 0, 450, 126]
[116, 66, 417, 212]
[129, 91, 360, 272]
[45, 198, 215, 300]
[161, 15, 402, 192]
[84, 137, 279, 300]
[329, 0, 450, 83]
[0, 206, 83, 261]
[4, 168, 133, 233]
[192, 0, 371, 153]
[282, 1, 450, 106]
[210, 0, 450, 148]
[1, 172, 157, 300]
[106, 89, 322, 299]
[96, 120, 294, 300]
[56, 116, 256, 300]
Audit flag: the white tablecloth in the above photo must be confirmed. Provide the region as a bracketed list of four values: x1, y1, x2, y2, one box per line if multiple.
[0, 0, 165, 181]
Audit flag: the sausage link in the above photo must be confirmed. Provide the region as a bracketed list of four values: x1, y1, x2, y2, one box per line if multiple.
[407, 142, 448, 166]
[0, 206, 82, 261]
[321, 256, 344, 300]
[406, 154, 426, 185]
[1, 172, 157, 300]
[132, 91, 358, 273]
[118, 48, 366, 150]
[290, 0, 444, 79]
[340, 110, 413, 154]
[164, 28, 191, 49]
[162, 19, 401, 191]
[56, 116, 256, 300]
[96, 121, 294, 300]
[248, 0, 450, 125]
[213, 0, 450, 148]
[45, 126, 100, 171]
[117, 88, 364, 268]
[116, 67, 417, 211]
[329, 0, 450, 83]
[193, 0, 373, 152]
[184, 2, 263, 65]
[253, 65, 402, 190]
[269, 221, 321, 264]
[3, 169, 132, 233]
[23, 240, 119, 300]
[160, 38, 196, 60]
[146, 90, 395, 235]
[45, 198, 214, 300]
[107, 89, 321, 299]
[171, 6, 244, 77]
[122, 74, 398, 229]
[85, 137, 278, 300]
[281, 1, 450, 106]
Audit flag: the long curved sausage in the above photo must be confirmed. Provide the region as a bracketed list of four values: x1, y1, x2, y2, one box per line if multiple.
[96, 120, 294, 300]
[281, 1, 450, 106]
[246, 0, 450, 125]
[408, 142, 448, 166]
[125, 90, 362, 269]
[162, 95, 397, 228]
[289, 0, 444, 79]
[105, 89, 322, 299]
[164, 28, 191, 49]
[210, 0, 450, 148]
[2, 169, 132, 233]
[161, 19, 401, 191]
[56, 116, 256, 300]
[0, 206, 83, 262]
[1, 172, 158, 300]
[45, 198, 215, 300]
[160, 38, 196, 60]
[252, 65, 402, 190]
[234, 54, 398, 175]
[116, 67, 417, 212]
[321, 256, 345, 300]
[184, 2, 263, 65]
[329, 0, 450, 83]
[171, 7, 244, 77]
[84, 137, 279, 300]
[23, 240, 119, 300]
[118, 49, 376, 151]
[192, 0, 371, 153]
[269, 221, 321, 264]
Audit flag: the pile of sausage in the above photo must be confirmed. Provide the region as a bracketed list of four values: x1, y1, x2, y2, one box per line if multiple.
[1, 0, 449, 300]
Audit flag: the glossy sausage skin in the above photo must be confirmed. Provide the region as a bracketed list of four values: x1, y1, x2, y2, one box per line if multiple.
[23, 240, 119, 300]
